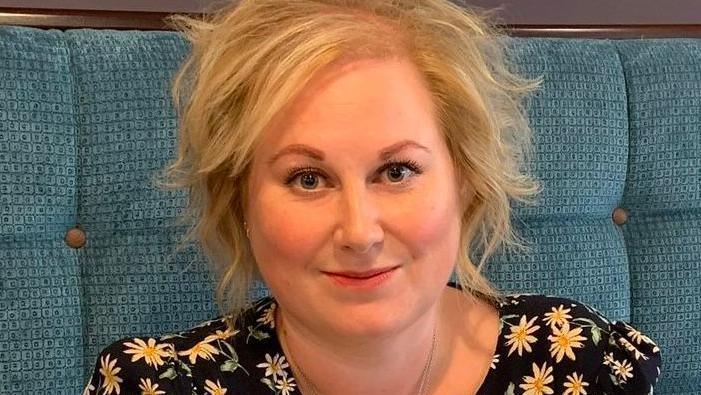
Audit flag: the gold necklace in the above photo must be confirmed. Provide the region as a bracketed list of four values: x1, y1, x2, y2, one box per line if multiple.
[277, 312, 438, 395]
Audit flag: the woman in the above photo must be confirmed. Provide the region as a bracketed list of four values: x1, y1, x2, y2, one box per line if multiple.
[84, 1, 661, 394]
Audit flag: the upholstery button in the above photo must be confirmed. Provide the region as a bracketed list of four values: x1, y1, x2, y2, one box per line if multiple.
[65, 227, 86, 249]
[612, 207, 629, 225]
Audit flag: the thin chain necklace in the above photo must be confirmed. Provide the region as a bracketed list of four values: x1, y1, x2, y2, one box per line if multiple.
[277, 311, 439, 395]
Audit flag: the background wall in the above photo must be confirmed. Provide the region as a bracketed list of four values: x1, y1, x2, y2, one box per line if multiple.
[0, 0, 699, 24]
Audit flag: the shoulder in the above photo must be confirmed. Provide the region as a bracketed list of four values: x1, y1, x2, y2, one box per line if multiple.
[499, 294, 609, 327]
[492, 293, 662, 394]
[82, 296, 282, 395]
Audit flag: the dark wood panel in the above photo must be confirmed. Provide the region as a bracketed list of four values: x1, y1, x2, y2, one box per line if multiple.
[0, 7, 700, 38]
[508, 24, 701, 38]
[0, 7, 179, 30]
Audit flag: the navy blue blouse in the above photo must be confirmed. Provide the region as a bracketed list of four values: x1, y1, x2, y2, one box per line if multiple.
[84, 283, 661, 395]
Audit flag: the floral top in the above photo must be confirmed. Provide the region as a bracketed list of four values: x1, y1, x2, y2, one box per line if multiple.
[83, 283, 662, 395]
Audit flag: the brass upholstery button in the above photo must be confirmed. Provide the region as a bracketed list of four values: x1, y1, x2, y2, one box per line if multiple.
[65, 227, 86, 249]
[612, 207, 629, 225]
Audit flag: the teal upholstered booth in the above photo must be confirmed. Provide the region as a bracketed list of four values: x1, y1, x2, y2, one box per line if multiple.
[0, 25, 698, 394]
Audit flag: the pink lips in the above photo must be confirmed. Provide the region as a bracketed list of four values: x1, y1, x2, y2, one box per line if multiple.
[322, 266, 399, 289]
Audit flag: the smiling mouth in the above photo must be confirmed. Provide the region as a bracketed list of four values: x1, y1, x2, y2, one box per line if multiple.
[321, 266, 399, 289]
[322, 266, 399, 279]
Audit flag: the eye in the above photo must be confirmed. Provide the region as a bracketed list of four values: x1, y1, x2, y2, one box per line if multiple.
[283, 159, 424, 193]
[379, 160, 423, 184]
[284, 167, 327, 191]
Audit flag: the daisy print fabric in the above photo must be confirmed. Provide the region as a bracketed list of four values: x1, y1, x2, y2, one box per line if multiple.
[477, 292, 662, 395]
[83, 283, 661, 394]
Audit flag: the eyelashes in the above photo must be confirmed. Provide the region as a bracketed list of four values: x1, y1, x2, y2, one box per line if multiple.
[283, 159, 425, 191]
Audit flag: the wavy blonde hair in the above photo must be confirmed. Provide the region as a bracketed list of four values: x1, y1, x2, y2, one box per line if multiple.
[160, 0, 542, 327]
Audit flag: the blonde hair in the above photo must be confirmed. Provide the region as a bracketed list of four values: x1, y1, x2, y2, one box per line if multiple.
[160, 0, 542, 327]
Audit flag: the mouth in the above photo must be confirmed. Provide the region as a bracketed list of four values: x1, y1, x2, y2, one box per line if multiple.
[322, 266, 399, 279]
[321, 266, 400, 289]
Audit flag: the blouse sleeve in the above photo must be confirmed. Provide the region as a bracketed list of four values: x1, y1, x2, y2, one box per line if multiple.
[82, 336, 193, 395]
[584, 306, 662, 394]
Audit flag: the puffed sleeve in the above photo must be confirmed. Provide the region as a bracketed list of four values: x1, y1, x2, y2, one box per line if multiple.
[584, 306, 662, 394]
[82, 336, 193, 395]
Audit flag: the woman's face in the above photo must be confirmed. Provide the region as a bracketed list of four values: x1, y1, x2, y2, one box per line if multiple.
[246, 57, 463, 339]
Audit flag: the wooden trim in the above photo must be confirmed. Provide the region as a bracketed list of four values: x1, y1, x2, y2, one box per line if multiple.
[0, 7, 201, 30]
[0, 7, 700, 38]
[507, 24, 701, 38]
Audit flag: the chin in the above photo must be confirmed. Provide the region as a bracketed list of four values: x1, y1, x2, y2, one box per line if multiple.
[324, 302, 415, 339]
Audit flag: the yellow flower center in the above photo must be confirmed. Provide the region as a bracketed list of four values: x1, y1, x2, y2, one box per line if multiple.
[535, 378, 544, 389]
[144, 346, 157, 357]
[105, 371, 118, 383]
[192, 343, 202, 353]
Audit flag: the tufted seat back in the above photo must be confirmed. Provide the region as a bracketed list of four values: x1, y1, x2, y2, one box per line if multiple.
[0, 26, 698, 394]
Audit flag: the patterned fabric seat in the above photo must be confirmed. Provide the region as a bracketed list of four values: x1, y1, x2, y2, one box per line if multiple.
[0, 26, 698, 394]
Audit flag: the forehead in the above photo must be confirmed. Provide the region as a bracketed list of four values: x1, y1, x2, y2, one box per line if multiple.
[258, 57, 443, 154]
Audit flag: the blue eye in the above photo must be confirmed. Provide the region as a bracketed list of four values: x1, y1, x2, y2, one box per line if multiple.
[386, 164, 412, 182]
[284, 160, 424, 192]
[284, 167, 326, 190]
[378, 159, 424, 184]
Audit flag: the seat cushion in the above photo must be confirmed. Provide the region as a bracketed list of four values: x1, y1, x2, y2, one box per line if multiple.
[615, 38, 701, 395]
[0, 26, 81, 394]
[483, 38, 631, 319]
[63, 29, 222, 383]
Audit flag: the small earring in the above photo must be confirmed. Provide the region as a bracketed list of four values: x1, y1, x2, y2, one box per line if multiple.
[244, 221, 250, 238]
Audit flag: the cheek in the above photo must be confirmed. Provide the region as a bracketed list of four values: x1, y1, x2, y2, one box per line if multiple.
[249, 190, 328, 270]
[394, 180, 461, 254]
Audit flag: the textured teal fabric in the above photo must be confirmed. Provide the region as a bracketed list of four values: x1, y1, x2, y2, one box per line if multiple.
[0, 27, 81, 394]
[483, 38, 632, 321]
[0, 25, 698, 394]
[63, 29, 222, 385]
[615, 39, 701, 395]
[63, 29, 271, 389]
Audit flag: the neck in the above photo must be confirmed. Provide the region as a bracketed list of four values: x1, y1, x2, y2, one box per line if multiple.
[275, 292, 449, 395]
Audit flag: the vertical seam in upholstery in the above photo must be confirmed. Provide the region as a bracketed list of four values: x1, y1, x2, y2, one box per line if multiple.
[612, 40, 634, 324]
[63, 29, 89, 387]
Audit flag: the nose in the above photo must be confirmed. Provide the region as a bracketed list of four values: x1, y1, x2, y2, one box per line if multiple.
[334, 182, 384, 255]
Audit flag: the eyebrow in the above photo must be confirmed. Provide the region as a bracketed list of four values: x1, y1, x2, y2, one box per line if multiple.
[267, 139, 431, 165]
